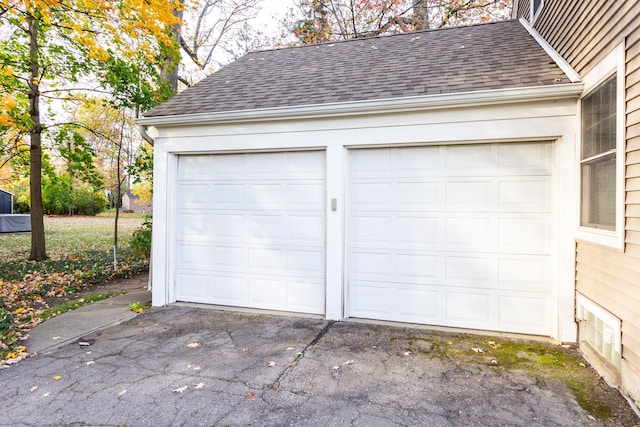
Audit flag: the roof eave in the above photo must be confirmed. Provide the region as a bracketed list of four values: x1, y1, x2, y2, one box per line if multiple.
[137, 83, 584, 127]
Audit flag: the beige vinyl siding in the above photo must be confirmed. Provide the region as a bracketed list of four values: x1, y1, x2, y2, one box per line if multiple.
[575, 242, 640, 367]
[519, 0, 640, 382]
[517, 0, 530, 20]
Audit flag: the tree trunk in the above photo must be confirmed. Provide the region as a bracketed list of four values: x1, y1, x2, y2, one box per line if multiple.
[414, 0, 430, 30]
[28, 15, 48, 261]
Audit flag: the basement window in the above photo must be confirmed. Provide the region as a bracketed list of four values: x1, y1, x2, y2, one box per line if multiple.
[577, 295, 621, 371]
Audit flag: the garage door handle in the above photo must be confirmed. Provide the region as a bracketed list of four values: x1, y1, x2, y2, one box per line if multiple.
[331, 198, 337, 211]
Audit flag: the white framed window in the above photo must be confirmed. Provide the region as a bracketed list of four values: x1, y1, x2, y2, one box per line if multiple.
[531, 0, 544, 23]
[576, 44, 625, 249]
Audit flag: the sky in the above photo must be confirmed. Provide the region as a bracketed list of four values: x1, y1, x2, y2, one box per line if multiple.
[253, 0, 298, 35]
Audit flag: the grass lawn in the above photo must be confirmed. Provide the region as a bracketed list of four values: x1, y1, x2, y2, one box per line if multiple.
[0, 214, 149, 361]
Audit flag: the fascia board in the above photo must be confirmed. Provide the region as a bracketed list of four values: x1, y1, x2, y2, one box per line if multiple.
[519, 18, 581, 83]
[138, 83, 583, 127]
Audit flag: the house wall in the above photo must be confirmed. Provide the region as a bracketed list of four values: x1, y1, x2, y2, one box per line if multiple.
[517, 0, 640, 406]
[0, 190, 12, 214]
[151, 97, 579, 341]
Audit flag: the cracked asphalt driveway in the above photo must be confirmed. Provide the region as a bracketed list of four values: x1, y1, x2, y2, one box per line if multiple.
[1, 306, 637, 426]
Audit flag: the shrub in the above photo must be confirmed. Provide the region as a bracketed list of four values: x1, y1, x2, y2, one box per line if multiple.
[42, 175, 107, 216]
[130, 215, 152, 259]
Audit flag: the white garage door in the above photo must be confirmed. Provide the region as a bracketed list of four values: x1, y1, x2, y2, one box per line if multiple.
[348, 143, 553, 335]
[175, 151, 325, 315]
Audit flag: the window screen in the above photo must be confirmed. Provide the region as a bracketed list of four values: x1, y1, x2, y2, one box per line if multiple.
[580, 75, 617, 230]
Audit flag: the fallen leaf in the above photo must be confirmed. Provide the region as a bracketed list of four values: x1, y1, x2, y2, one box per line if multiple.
[54, 375, 62, 380]
[267, 361, 276, 367]
[86, 361, 95, 366]
[471, 347, 485, 353]
[186, 342, 200, 349]
[491, 359, 498, 365]
[403, 351, 412, 356]
[42, 392, 50, 397]
[86, 351, 92, 355]
[52, 336, 61, 340]
[342, 360, 354, 365]
[248, 392, 255, 398]
[173, 385, 188, 393]
[193, 383, 205, 389]
[118, 389, 127, 397]
[29, 386, 38, 392]
[286, 347, 294, 351]
[79, 342, 91, 347]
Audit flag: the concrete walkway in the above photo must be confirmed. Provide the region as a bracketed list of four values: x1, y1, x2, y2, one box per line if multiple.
[27, 287, 152, 354]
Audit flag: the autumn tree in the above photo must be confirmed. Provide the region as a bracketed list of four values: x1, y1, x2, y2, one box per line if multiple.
[175, 0, 261, 87]
[289, 0, 511, 44]
[0, 0, 181, 260]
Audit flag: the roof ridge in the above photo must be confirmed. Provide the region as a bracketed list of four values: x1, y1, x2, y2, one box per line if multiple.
[249, 19, 518, 55]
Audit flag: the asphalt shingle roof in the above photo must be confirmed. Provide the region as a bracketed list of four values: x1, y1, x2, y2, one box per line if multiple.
[144, 20, 571, 118]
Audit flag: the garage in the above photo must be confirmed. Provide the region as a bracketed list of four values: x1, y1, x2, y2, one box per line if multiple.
[347, 142, 554, 335]
[174, 150, 326, 315]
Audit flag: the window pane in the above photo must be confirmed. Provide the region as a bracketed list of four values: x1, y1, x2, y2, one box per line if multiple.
[581, 154, 616, 230]
[581, 75, 616, 159]
[580, 73, 617, 231]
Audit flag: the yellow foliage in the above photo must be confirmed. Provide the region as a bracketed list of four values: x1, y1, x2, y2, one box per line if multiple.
[132, 181, 153, 205]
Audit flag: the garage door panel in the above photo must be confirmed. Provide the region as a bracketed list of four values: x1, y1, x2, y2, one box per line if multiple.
[287, 151, 325, 178]
[213, 276, 249, 303]
[351, 182, 392, 208]
[175, 151, 325, 315]
[348, 143, 554, 335]
[287, 215, 325, 243]
[287, 184, 325, 210]
[175, 272, 213, 301]
[179, 183, 210, 207]
[498, 217, 550, 253]
[498, 296, 549, 332]
[350, 282, 393, 315]
[248, 248, 283, 272]
[248, 214, 283, 240]
[397, 217, 439, 246]
[445, 145, 495, 175]
[498, 179, 550, 210]
[350, 216, 392, 245]
[396, 254, 439, 281]
[177, 213, 210, 240]
[350, 251, 393, 280]
[212, 214, 245, 239]
[397, 182, 439, 208]
[446, 292, 491, 323]
[498, 143, 551, 174]
[212, 184, 244, 206]
[396, 146, 440, 174]
[445, 217, 492, 249]
[247, 152, 284, 176]
[445, 256, 491, 283]
[176, 243, 210, 268]
[286, 249, 324, 275]
[498, 257, 550, 290]
[396, 287, 440, 319]
[446, 181, 493, 208]
[287, 280, 325, 313]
